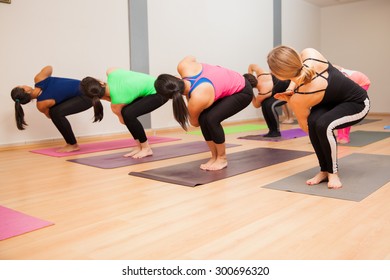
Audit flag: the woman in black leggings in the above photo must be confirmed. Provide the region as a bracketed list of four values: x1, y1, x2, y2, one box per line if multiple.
[247, 64, 292, 137]
[11, 66, 92, 152]
[154, 56, 253, 171]
[267, 46, 369, 189]
[80, 68, 168, 158]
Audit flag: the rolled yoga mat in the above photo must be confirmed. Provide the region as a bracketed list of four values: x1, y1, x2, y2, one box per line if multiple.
[0, 206, 54, 241]
[262, 153, 390, 202]
[30, 136, 181, 157]
[238, 128, 308, 142]
[68, 141, 241, 169]
[129, 148, 313, 187]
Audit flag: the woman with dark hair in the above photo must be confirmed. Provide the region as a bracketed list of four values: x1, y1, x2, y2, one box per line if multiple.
[80, 68, 168, 158]
[246, 64, 293, 137]
[10, 66, 92, 152]
[154, 56, 253, 171]
[267, 46, 370, 189]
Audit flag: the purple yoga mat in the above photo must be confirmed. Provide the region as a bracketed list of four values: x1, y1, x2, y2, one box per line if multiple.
[0, 206, 54, 241]
[68, 141, 241, 169]
[238, 128, 307, 142]
[30, 136, 181, 157]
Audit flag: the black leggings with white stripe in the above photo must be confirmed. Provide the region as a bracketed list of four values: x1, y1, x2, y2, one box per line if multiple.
[308, 98, 370, 174]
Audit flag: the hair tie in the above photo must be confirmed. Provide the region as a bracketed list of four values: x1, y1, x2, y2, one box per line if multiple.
[15, 99, 20, 103]
[295, 65, 304, 76]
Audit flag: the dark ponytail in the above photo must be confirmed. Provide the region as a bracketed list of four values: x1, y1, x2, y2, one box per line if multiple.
[154, 74, 189, 130]
[243, 73, 258, 88]
[80, 77, 105, 122]
[11, 87, 32, 130]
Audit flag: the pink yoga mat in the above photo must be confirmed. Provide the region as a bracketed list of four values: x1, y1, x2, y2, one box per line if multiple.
[30, 136, 181, 157]
[0, 206, 54, 241]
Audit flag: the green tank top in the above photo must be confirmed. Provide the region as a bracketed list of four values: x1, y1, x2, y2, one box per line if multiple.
[107, 69, 156, 104]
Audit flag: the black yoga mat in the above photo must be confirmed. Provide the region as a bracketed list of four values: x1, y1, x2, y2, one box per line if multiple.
[262, 153, 390, 201]
[68, 141, 240, 169]
[129, 148, 313, 187]
[238, 128, 307, 142]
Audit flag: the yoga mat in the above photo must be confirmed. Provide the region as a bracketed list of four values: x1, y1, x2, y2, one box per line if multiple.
[30, 136, 180, 157]
[129, 148, 313, 187]
[68, 141, 241, 169]
[339, 130, 390, 147]
[262, 153, 390, 202]
[238, 128, 308, 142]
[0, 206, 54, 241]
[357, 118, 381, 125]
[187, 124, 268, 135]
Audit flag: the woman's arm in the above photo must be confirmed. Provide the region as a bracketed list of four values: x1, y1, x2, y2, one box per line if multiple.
[177, 56, 201, 77]
[111, 104, 126, 124]
[248, 64, 264, 77]
[36, 100, 55, 118]
[187, 84, 214, 127]
[288, 95, 311, 133]
[106, 67, 119, 76]
[252, 92, 271, 108]
[34, 66, 53, 83]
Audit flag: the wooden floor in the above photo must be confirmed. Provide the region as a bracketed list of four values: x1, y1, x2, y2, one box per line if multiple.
[1, 114, 390, 260]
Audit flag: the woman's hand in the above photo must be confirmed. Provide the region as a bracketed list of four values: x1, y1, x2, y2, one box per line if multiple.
[274, 90, 293, 101]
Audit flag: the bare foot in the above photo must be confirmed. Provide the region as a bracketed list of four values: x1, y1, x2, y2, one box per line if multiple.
[56, 144, 80, 153]
[131, 148, 153, 159]
[282, 118, 295, 124]
[337, 137, 350, 144]
[123, 148, 141, 158]
[206, 158, 227, 171]
[200, 158, 216, 170]
[306, 171, 328, 186]
[328, 173, 342, 189]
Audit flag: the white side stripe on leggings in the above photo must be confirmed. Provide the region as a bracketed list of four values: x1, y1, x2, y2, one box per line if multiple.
[327, 98, 370, 173]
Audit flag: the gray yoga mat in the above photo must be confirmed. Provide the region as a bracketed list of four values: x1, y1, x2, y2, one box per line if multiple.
[340, 130, 390, 147]
[129, 148, 313, 187]
[262, 153, 390, 201]
[357, 118, 381, 125]
[68, 141, 240, 169]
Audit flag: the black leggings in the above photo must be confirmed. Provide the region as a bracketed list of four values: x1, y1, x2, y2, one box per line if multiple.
[121, 94, 168, 143]
[308, 98, 370, 174]
[199, 79, 253, 144]
[261, 96, 286, 135]
[49, 95, 92, 145]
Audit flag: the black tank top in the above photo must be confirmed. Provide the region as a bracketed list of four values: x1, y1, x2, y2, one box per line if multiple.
[295, 58, 368, 104]
[257, 73, 289, 96]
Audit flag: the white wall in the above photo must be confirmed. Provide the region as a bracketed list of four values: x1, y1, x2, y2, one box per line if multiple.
[147, 0, 274, 129]
[282, 0, 321, 50]
[320, 0, 390, 113]
[0, 0, 130, 146]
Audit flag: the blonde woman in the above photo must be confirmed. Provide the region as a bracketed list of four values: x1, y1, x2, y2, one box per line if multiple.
[267, 46, 370, 189]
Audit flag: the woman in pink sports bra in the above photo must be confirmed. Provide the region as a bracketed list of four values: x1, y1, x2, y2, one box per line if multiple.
[335, 66, 371, 144]
[155, 56, 253, 171]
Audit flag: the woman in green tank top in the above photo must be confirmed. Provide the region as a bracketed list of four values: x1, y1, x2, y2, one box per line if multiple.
[80, 68, 168, 158]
